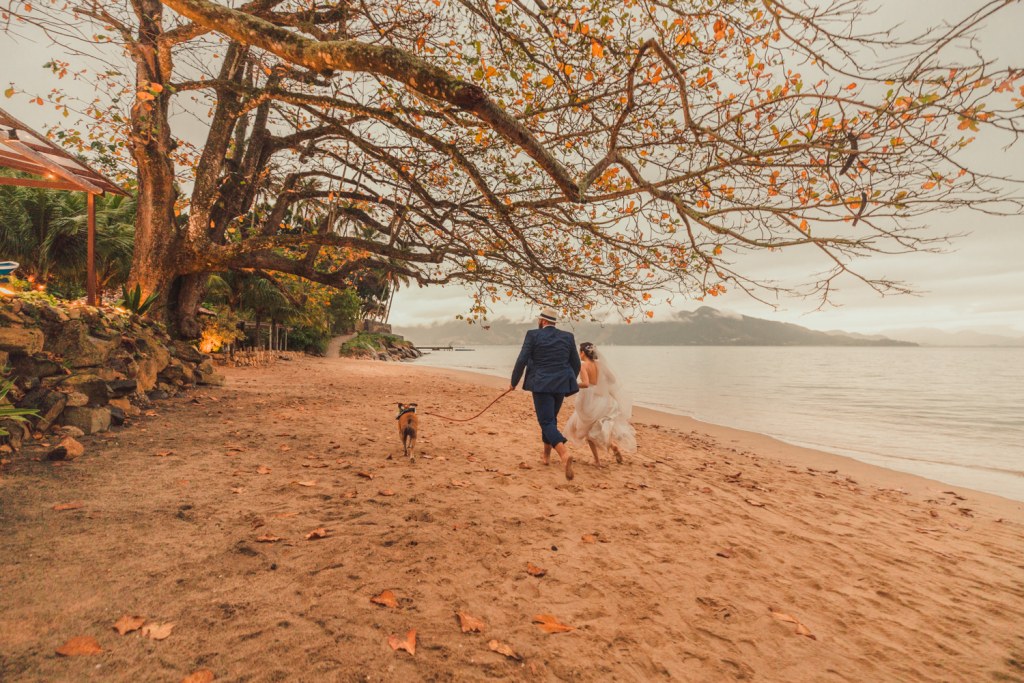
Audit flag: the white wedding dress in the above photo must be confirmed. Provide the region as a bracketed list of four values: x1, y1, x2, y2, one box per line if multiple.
[565, 358, 637, 454]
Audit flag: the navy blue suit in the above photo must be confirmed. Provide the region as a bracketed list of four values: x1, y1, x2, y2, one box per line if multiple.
[511, 325, 581, 447]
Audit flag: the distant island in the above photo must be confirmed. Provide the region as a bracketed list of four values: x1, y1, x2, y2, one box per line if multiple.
[395, 307, 919, 347]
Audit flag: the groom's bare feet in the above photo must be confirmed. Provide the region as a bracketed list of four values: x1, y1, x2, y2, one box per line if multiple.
[542, 445, 552, 465]
[563, 454, 574, 480]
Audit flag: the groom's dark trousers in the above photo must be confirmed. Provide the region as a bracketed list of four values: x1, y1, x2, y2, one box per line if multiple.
[510, 325, 581, 447]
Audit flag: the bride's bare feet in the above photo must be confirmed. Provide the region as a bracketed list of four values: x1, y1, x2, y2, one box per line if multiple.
[564, 454, 574, 480]
[613, 445, 623, 464]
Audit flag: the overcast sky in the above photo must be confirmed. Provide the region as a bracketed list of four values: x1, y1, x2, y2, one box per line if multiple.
[2, 0, 1021, 334]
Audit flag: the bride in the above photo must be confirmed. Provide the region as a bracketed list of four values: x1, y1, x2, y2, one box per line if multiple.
[565, 342, 637, 467]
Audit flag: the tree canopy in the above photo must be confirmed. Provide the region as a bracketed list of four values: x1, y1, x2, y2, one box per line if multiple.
[3, 0, 1021, 331]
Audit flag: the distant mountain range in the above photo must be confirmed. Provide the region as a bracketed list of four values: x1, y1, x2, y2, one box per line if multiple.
[395, 307, 920, 347]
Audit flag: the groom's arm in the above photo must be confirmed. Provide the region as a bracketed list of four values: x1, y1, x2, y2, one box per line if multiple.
[510, 332, 534, 388]
[567, 333, 582, 375]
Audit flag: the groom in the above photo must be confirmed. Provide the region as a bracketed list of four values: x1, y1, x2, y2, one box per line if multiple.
[509, 307, 581, 480]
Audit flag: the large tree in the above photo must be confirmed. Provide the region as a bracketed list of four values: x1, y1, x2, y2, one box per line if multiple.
[3, 0, 1021, 334]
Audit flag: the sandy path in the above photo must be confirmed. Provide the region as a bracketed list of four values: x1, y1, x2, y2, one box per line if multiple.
[1, 355, 1022, 682]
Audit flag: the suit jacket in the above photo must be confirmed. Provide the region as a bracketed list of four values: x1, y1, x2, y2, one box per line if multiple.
[510, 325, 581, 395]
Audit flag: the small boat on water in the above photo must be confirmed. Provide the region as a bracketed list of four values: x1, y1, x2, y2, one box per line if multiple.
[455, 348, 474, 351]
[0, 262, 19, 277]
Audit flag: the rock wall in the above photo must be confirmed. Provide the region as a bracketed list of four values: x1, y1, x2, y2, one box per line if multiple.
[0, 296, 226, 448]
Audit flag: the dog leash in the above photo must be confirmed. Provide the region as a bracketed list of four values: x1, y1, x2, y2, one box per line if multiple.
[423, 388, 513, 422]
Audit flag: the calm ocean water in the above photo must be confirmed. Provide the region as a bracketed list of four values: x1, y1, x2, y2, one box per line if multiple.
[409, 346, 1024, 501]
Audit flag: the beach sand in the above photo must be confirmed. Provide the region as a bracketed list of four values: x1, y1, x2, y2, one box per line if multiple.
[1, 355, 1022, 682]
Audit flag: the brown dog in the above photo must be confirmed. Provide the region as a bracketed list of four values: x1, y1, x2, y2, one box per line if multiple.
[396, 403, 418, 462]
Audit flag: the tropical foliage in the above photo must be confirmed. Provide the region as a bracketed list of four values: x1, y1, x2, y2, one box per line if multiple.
[0, 175, 136, 300]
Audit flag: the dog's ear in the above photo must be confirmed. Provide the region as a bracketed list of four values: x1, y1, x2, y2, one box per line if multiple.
[397, 402, 404, 409]
[409, 403, 418, 408]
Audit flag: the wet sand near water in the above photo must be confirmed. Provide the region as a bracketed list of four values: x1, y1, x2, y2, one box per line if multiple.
[1, 355, 1022, 682]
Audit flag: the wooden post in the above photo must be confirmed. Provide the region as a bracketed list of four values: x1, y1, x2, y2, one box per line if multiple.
[86, 193, 97, 306]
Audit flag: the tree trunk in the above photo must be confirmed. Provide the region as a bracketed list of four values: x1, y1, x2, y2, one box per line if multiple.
[175, 273, 207, 339]
[270, 318, 277, 351]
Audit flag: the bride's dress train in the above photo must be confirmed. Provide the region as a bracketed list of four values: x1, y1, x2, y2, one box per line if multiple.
[565, 358, 636, 455]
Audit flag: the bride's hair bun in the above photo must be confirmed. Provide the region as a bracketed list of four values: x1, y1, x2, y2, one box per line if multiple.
[580, 342, 598, 360]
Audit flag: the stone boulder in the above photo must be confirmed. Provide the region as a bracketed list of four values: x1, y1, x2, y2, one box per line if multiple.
[107, 379, 138, 398]
[196, 371, 226, 387]
[134, 335, 171, 368]
[197, 360, 214, 375]
[171, 340, 204, 364]
[0, 327, 44, 355]
[19, 389, 68, 432]
[108, 397, 140, 417]
[134, 358, 163, 392]
[44, 320, 119, 368]
[46, 437, 84, 461]
[66, 392, 89, 407]
[60, 406, 110, 434]
[63, 374, 110, 406]
[11, 353, 66, 379]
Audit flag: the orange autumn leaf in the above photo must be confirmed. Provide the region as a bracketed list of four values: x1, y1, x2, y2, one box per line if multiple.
[591, 40, 603, 58]
[532, 614, 574, 633]
[922, 181, 936, 189]
[256, 466, 271, 474]
[293, 481, 316, 487]
[112, 614, 145, 635]
[388, 630, 416, 655]
[795, 623, 817, 640]
[274, 512, 299, 518]
[371, 590, 399, 608]
[358, 472, 374, 479]
[305, 527, 327, 540]
[256, 534, 282, 543]
[56, 636, 104, 656]
[141, 622, 174, 640]
[451, 479, 471, 487]
[53, 501, 84, 511]
[488, 639, 520, 659]
[456, 611, 485, 633]
[378, 490, 395, 496]
[541, 75, 554, 87]
[526, 562, 547, 577]
[581, 534, 597, 543]
[770, 608, 799, 623]
[180, 670, 216, 683]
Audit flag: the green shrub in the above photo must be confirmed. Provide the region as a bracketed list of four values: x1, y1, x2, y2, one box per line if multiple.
[0, 380, 36, 437]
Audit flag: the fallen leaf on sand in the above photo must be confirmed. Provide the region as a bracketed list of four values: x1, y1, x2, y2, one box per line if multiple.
[456, 611, 485, 632]
[141, 622, 174, 640]
[745, 499, 765, 507]
[371, 590, 399, 608]
[451, 479, 471, 487]
[152, 451, 175, 457]
[112, 615, 145, 635]
[304, 463, 329, 468]
[305, 527, 327, 540]
[177, 480, 189, 485]
[0, 458, 10, 466]
[624, 483, 639, 490]
[232, 471, 248, 476]
[56, 636, 104, 656]
[795, 623, 817, 640]
[518, 462, 532, 469]
[533, 615, 574, 633]
[256, 466, 271, 474]
[358, 472, 374, 479]
[770, 609, 799, 624]
[342, 491, 357, 498]
[379, 490, 395, 496]
[594, 483, 611, 489]
[916, 528, 942, 535]
[530, 484, 542, 490]
[293, 481, 316, 487]
[699, 487, 712, 493]
[717, 549, 733, 558]
[53, 501, 84, 511]
[230, 487, 246, 494]
[280, 445, 290, 451]
[467, 456, 481, 462]
[949, 524, 972, 531]
[274, 512, 299, 518]
[251, 519, 264, 529]
[581, 534, 597, 543]
[180, 670, 216, 683]
[526, 562, 547, 577]
[256, 534, 282, 543]
[488, 640, 520, 659]
[388, 630, 416, 655]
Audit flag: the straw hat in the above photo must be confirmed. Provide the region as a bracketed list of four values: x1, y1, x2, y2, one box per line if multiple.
[538, 307, 559, 324]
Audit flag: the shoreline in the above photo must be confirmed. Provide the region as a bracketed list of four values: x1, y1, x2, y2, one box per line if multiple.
[411, 363, 1024, 522]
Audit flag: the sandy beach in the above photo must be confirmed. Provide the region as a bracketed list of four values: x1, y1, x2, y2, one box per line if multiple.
[2, 354, 1022, 682]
